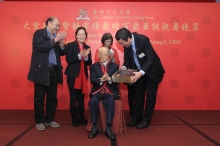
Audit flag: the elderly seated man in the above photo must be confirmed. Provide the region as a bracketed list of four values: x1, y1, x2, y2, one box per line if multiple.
[88, 46, 119, 140]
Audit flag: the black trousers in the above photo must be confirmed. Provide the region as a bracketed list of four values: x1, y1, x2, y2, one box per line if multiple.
[89, 93, 115, 124]
[127, 84, 136, 112]
[67, 76, 84, 108]
[133, 75, 158, 123]
[34, 67, 58, 124]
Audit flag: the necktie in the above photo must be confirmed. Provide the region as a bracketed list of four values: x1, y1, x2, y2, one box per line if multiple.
[131, 45, 141, 70]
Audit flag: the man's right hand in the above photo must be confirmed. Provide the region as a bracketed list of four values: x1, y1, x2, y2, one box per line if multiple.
[55, 31, 67, 42]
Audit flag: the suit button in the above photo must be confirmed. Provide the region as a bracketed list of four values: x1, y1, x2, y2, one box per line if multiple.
[39, 65, 41, 67]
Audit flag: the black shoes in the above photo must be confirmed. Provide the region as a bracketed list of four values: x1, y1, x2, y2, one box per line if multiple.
[78, 117, 88, 125]
[88, 128, 115, 140]
[88, 128, 99, 138]
[127, 118, 141, 126]
[72, 117, 78, 127]
[137, 120, 150, 129]
[105, 129, 115, 140]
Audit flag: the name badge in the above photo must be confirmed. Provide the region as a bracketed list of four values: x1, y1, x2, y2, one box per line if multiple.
[138, 53, 145, 58]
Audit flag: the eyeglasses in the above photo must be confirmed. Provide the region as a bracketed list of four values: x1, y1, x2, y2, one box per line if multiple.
[77, 33, 86, 36]
[99, 53, 110, 57]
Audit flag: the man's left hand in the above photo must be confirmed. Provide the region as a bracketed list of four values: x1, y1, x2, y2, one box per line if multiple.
[100, 74, 110, 82]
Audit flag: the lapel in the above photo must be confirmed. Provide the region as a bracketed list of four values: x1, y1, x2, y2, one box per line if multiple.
[95, 63, 104, 77]
[43, 28, 50, 40]
[43, 28, 58, 58]
[133, 33, 141, 55]
[73, 41, 80, 54]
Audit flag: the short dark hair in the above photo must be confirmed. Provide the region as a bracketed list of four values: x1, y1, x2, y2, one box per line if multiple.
[115, 28, 132, 42]
[101, 33, 113, 46]
[75, 27, 87, 39]
[45, 17, 56, 26]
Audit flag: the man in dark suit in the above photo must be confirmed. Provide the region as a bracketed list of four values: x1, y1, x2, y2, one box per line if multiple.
[27, 16, 67, 131]
[115, 28, 165, 129]
[88, 47, 119, 140]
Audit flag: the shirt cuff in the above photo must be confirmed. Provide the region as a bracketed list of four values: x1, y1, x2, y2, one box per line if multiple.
[78, 54, 82, 60]
[83, 56, 88, 61]
[139, 70, 145, 76]
[122, 66, 127, 70]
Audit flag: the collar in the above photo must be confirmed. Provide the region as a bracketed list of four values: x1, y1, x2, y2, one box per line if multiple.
[131, 34, 135, 47]
[46, 28, 56, 39]
[100, 61, 109, 67]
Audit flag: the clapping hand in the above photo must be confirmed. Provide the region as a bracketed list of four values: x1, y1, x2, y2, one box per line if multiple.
[79, 48, 91, 58]
[109, 52, 114, 60]
[100, 74, 110, 82]
[83, 48, 91, 58]
[55, 31, 67, 43]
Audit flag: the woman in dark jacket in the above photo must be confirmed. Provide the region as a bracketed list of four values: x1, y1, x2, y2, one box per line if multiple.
[65, 27, 92, 127]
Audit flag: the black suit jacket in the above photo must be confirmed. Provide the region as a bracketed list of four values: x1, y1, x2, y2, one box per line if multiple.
[123, 32, 165, 83]
[89, 62, 120, 99]
[27, 28, 66, 86]
[64, 41, 92, 78]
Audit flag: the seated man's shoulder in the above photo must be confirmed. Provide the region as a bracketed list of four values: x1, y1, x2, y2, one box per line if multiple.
[91, 62, 99, 67]
[111, 62, 119, 68]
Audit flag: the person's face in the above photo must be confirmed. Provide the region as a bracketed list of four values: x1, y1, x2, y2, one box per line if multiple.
[117, 38, 132, 48]
[104, 39, 112, 48]
[48, 18, 60, 35]
[99, 49, 110, 63]
[76, 29, 86, 43]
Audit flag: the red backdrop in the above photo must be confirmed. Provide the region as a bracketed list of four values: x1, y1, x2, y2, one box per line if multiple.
[0, 2, 220, 110]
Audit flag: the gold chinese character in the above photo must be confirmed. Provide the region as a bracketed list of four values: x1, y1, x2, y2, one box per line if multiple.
[143, 22, 149, 30]
[173, 22, 179, 31]
[112, 22, 120, 30]
[181, 23, 190, 31]
[93, 9, 97, 14]
[92, 22, 99, 30]
[152, 23, 160, 30]
[113, 10, 117, 14]
[102, 22, 110, 30]
[162, 23, 170, 31]
[33, 22, 40, 30]
[100, 10, 104, 14]
[192, 23, 199, 31]
[23, 21, 30, 30]
[72, 22, 80, 30]
[106, 10, 110, 14]
[120, 10, 124, 14]
[82, 22, 89, 29]
[133, 22, 139, 31]
[126, 10, 130, 14]
[122, 22, 130, 29]
[63, 21, 70, 30]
